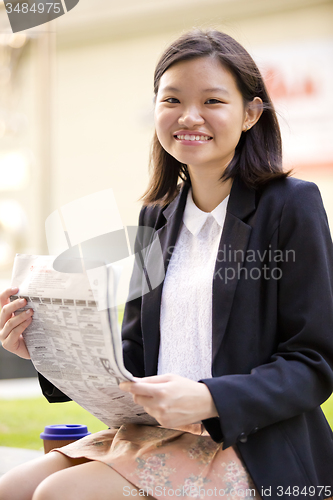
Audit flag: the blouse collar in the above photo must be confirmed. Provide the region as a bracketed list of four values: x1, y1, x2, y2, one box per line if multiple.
[183, 188, 230, 236]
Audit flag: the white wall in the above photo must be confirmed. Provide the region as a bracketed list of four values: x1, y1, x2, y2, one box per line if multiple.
[52, 1, 333, 227]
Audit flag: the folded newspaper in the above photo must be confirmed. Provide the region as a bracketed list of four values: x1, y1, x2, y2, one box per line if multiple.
[10, 254, 157, 427]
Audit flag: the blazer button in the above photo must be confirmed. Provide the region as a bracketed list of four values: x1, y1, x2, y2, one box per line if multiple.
[252, 427, 259, 434]
[238, 432, 248, 443]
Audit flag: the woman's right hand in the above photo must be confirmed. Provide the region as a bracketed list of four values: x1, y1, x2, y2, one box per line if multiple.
[0, 287, 33, 359]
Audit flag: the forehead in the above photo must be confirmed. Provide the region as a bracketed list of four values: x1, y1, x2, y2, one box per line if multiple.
[158, 56, 239, 94]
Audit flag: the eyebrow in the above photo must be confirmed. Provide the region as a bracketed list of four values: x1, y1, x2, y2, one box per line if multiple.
[204, 87, 230, 95]
[160, 85, 230, 95]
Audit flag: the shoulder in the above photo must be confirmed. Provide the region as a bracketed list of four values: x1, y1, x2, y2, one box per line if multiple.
[260, 176, 321, 202]
[258, 176, 324, 216]
[138, 183, 185, 229]
[259, 177, 332, 249]
[137, 203, 166, 230]
[249, 176, 330, 244]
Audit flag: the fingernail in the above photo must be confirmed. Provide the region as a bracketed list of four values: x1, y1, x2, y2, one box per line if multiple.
[26, 309, 32, 315]
[11, 287, 18, 292]
[19, 299, 26, 305]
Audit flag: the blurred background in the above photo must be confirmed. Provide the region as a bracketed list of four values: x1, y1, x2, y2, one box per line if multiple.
[0, 0, 332, 449]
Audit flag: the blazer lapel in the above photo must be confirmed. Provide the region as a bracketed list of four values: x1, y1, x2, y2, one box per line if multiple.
[212, 176, 256, 363]
[142, 182, 190, 375]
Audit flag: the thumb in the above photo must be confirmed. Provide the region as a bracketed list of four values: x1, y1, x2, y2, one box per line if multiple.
[133, 374, 176, 384]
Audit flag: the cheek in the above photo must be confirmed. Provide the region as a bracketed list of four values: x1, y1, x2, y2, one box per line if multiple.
[214, 110, 245, 139]
[154, 109, 174, 145]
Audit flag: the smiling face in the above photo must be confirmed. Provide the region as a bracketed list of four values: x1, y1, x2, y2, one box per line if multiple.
[154, 56, 249, 177]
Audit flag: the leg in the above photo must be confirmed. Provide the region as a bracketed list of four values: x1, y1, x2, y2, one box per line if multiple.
[32, 460, 154, 500]
[0, 451, 90, 500]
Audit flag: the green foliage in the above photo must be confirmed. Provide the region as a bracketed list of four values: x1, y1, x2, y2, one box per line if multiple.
[321, 393, 333, 428]
[1, 392, 333, 451]
[0, 398, 108, 450]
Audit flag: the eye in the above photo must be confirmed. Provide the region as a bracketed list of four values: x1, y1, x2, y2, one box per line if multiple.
[205, 98, 224, 104]
[164, 98, 180, 104]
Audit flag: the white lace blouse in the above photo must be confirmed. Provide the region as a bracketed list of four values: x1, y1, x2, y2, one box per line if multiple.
[157, 188, 230, 381]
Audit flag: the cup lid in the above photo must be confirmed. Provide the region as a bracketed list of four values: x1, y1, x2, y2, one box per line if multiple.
[40, 424, 90, 440]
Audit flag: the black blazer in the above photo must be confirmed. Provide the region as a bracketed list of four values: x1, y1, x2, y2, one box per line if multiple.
[39, 175, 333, 498]
[121, 176, 333, 499]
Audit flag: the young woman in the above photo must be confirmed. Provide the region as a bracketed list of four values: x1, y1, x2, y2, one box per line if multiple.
[1, 29, 333, 500]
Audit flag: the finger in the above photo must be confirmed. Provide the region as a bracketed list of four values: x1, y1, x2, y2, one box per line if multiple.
[0, 298, 28, 329]
[133, 394, 156, 408]
[119, 381, 136, 392]
[0, 287, 19, 309]
[132, 395, 169, 426]
[122, 381, 168, 398]
[1, 316, 32, 355]
[121, 374, 175, 387]
[119, 381, 155, 397]
[0, 309, 33, 342]
[133, 374, 175, 384]
[120, 375, 177, 394]
[119, 381, 154, 397]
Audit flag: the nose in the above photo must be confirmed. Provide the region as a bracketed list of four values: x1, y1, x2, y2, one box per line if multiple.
[178, 106, 205, 128]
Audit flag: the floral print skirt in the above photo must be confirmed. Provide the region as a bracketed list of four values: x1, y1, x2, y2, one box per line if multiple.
[52, 423, 260, 499]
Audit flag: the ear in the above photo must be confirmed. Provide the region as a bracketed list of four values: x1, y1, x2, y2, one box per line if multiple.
[242, 97, 263, 132]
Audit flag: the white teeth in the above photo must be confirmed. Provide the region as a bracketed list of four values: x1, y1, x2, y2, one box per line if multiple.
[176, 135, 211, 141]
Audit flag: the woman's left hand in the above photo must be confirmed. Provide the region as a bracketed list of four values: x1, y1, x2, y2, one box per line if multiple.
[119, 373, 218, 428]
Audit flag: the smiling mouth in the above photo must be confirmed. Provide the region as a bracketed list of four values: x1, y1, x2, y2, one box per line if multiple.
[174, 134, 213, 141]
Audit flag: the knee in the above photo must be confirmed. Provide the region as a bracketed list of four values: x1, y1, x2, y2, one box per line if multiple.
[32, 477, 60, 500]
[0, 476, 15, 500]
[0, 468, 29, 500]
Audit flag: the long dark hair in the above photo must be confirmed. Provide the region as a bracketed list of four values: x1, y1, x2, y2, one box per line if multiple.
[142, 29, 291, 206]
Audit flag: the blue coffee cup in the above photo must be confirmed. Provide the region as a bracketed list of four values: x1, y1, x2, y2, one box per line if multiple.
[40, 424, 90, 453]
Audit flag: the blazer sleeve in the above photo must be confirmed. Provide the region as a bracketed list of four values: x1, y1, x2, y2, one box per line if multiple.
[121, 205, 147, 378]
[38, 372, 71, 403]
[201, 181, 333, 448]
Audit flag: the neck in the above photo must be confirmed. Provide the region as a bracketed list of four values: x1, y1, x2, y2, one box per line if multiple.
[188, 166, 233, 213]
